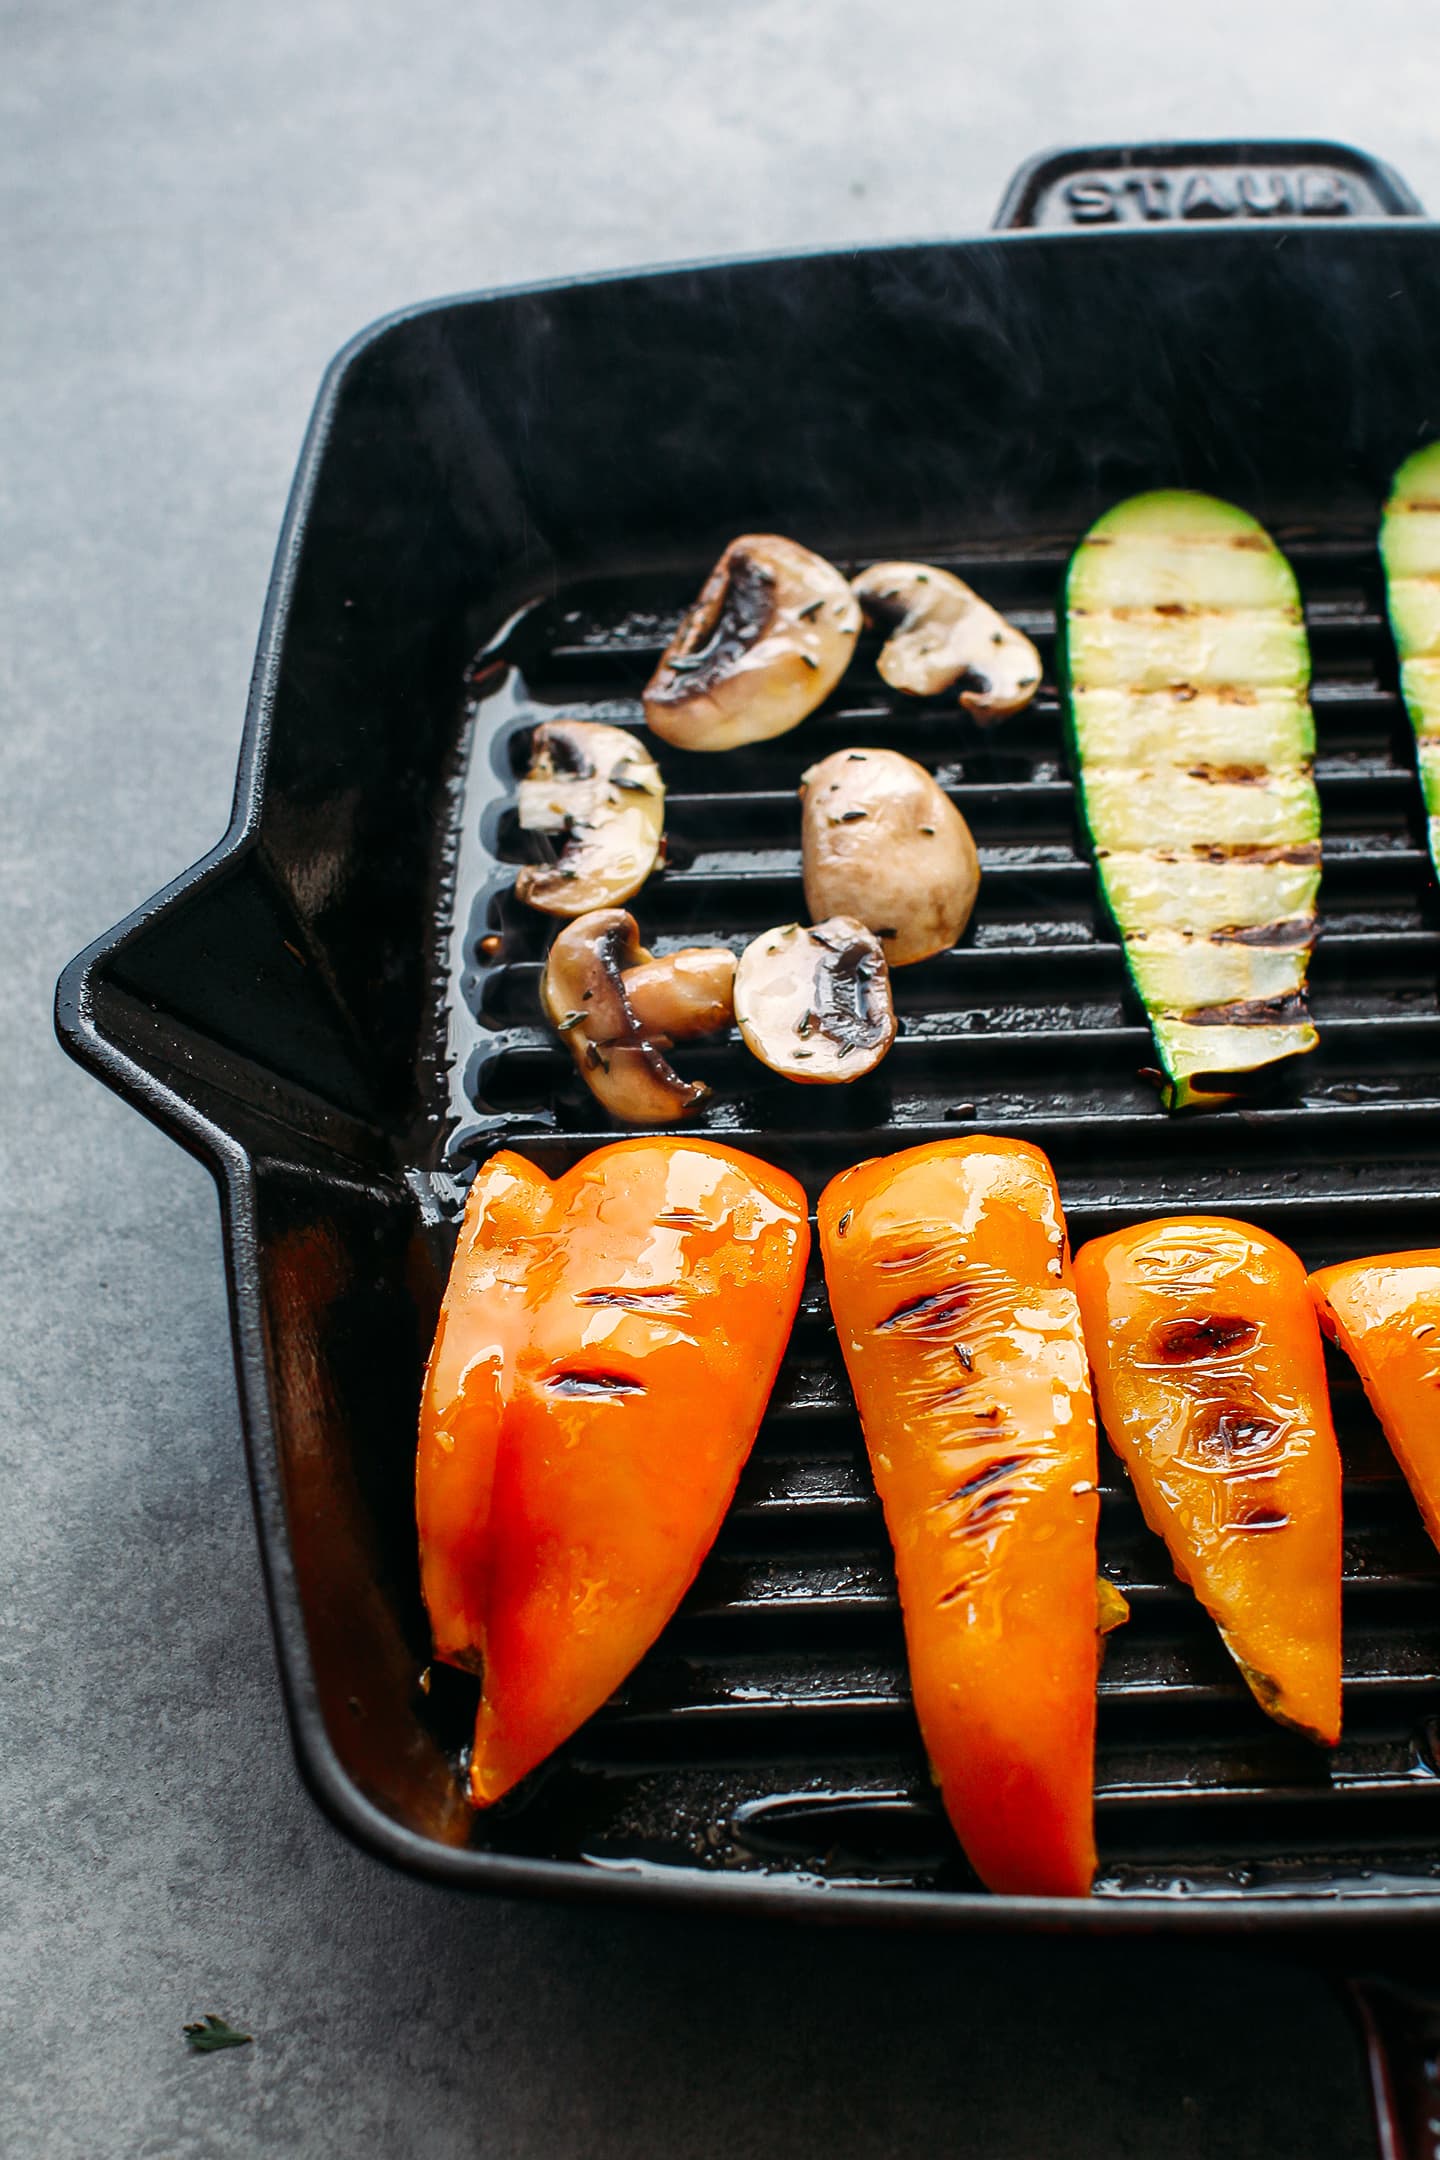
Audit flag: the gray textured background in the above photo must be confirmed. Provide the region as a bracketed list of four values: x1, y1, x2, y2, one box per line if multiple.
[8, 1, 1438, 2152]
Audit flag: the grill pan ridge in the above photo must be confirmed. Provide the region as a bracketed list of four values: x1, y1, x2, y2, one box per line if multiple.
[53, 149, 1440, 1954]
[427, 543, 1440, 1905]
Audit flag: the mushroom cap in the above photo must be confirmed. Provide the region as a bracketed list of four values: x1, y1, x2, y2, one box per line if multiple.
[541, 909, 708, 1124]
[644, 535, 861, 753]
[734, 918, 896, 1083]
[800, 747, 980, 967]
[852, 561, 1042, 720]
[515, 720, 664, 917]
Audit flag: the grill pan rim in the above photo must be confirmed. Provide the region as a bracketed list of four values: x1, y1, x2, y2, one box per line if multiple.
[54, 214, 1440, 1932]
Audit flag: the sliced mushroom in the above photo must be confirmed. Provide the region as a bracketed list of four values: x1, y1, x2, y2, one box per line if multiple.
[515, 720, 664, 917]
[644, 535, 861, 752]
[541, 910, 708, 1124]
[852, 562, 1042, 721]
[800, 747, 980, 967]
[622, 947, 737, 1043]
[734, 918, 896, 1083]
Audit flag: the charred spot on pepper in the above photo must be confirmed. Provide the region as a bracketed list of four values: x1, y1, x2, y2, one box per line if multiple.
[576, 1286, 686, 1312]
[545, 1369, 647, 1396]
[1233, 1505, 1290, 1531]
[878, 1286, 972, 1333]
[1190, 1401, 1283, 1461]
[1155, 1315, 1260, 1361]
[960, 1484, 1017, 1533]
[945, 1454, 1025, 1504]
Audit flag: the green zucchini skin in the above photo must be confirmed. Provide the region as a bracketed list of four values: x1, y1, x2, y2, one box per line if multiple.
[1380, 441, 1440, 879]
[1062, 491, 1320, 1112]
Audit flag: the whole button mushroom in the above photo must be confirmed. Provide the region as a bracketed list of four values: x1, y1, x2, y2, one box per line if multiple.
[644, 535, 861, 752]
[515, 719, 665, 917]
[734, 918, 896, 1083]
[852, 562, 1042, 721]
[800, 747, 980, 967]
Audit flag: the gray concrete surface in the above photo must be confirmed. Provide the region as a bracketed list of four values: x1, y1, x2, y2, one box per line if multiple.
[7, 1, 1436, 2151]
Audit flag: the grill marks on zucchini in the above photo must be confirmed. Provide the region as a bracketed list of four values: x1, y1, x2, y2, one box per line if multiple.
[1064, 492, 1320, 1111]
[1381, 441, 1440, 881]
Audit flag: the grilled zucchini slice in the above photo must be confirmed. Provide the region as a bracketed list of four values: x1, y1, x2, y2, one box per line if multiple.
[1064, 491, 1319, 1111]
[1380, 440, 1440, 879]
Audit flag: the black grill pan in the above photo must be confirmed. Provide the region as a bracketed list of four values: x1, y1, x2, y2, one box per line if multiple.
[55, 138, 1440, 2156]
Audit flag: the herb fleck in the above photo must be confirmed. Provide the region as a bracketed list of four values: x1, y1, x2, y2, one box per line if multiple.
[184, 2016, 252, 2055]
[837, 1209, 852, 1237]
[839, 809, 867, 823]
[800, 653, 819, 671]
[797, 598, 824, 620]
[955, 1344, 973, 1371]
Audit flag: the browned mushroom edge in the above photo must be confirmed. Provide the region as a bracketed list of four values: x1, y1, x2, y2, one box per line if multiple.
[515, 719, 665, 917]
[542, 912, 737, 1123]
[643, 535, 861, 752]
[852, 561, 1042, 721]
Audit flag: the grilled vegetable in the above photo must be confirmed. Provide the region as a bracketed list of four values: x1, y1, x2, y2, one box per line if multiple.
[1380, 443, 1440, 878]
[1074, 1216, 1342, 1745]
[621, 946, 737, 1042]
[541, 909, 734, 1123]
[1064, 491, 1320, 1109]
[734, 918, 896, 1082]
[644, 535, 860, 751]
[418, 1139, 810, 1804]
[515, 720, 664, 917]
[800, 747, 980, 966]
[819, 1137, 1102, 1898]
[851, 562, 1042, 719]
[1310, 1249, 1440, 1552]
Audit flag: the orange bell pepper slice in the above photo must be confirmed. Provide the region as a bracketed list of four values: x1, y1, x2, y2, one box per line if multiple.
[818, 1136, 1102, 1899]
[417, 1137, 810, 1804]
[1309, 1249, 1440, 1552]
[1074, 1216, 1341, 1746]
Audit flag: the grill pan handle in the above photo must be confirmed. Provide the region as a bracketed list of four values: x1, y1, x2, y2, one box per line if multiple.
[1348, 1973, 1440, 2160]
[993, 140, 1422, 229]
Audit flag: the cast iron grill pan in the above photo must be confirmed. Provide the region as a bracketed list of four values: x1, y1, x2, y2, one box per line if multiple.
[425, 534, 1440, 1901]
